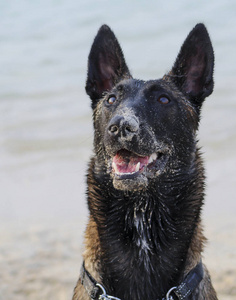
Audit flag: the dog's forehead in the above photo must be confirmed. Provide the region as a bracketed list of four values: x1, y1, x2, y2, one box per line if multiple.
[115, 78, 167, 95]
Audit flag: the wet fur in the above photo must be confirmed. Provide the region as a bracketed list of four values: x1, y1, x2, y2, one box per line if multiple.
[73, 24, 218, 300]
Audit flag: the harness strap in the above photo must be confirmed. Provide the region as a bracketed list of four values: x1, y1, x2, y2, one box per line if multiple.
[80, 261, 204, 300]
[173, 261, 204, 299]
[80, 262, 101, 299]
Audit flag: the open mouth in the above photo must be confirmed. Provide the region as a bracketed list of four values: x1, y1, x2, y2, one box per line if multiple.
[112, 149, 163, 178]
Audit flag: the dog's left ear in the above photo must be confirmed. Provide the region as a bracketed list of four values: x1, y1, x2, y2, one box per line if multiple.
[170, 23, 214, 108]
[86, 25, 131, 108]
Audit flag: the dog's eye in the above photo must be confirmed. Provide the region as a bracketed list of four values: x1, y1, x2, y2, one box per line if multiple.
[158, 96, 170, 104]
[107, 95, 117, 105]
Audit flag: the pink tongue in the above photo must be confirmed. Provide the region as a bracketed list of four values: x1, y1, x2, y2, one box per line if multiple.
[113, 150, 149, 173]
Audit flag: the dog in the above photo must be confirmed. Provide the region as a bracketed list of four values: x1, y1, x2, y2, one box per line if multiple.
[72, 24, 218, 300]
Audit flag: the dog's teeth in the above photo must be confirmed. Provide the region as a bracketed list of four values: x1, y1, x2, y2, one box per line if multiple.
[151, 153, 157, 160]
[112, 162, 119, 174]
[148, 153, 157, 164]
[135, 162, 140, 172]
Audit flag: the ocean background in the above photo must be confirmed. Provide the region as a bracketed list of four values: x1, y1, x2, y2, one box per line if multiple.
[0, 1, 236, 299]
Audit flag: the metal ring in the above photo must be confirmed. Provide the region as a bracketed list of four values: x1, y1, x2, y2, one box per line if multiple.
[96, 283, 121, 300]
[107, 295, 122, 300]
[96, 283, 107, 296]
[166, 286, 177, 300]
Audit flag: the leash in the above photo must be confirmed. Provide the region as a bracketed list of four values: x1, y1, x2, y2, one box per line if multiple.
[80, 260, 204, 300]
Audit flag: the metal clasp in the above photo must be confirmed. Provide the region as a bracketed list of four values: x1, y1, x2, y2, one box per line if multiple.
[166, 286, 177, 300]
[96, 283, 121, 300]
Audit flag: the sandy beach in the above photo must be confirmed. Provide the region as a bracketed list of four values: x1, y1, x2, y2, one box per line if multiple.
[0, 216, 235, 300]
[0, 149, 235, 300]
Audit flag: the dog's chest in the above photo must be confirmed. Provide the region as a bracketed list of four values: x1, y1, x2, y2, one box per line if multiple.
[133, 208, 153, 253]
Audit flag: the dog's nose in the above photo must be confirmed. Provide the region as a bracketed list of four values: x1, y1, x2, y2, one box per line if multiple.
[108, 115, 139, 138]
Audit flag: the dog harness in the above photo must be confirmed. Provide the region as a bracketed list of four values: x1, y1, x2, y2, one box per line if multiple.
[79, 260, 204, 300]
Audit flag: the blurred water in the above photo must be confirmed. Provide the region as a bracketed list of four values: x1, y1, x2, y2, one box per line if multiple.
[0, 0, 236, 223]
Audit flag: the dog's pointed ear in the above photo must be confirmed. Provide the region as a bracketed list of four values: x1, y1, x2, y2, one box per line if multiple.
[170, 23, 214, 109]
[86, 25, 131, 108]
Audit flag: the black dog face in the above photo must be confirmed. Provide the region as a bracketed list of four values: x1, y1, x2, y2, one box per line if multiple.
[86, 24, 214, 191]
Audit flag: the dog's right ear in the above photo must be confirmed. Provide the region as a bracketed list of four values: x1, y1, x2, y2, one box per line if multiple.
[86, 25, 131, 108]
[170, 23, 214, 110]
